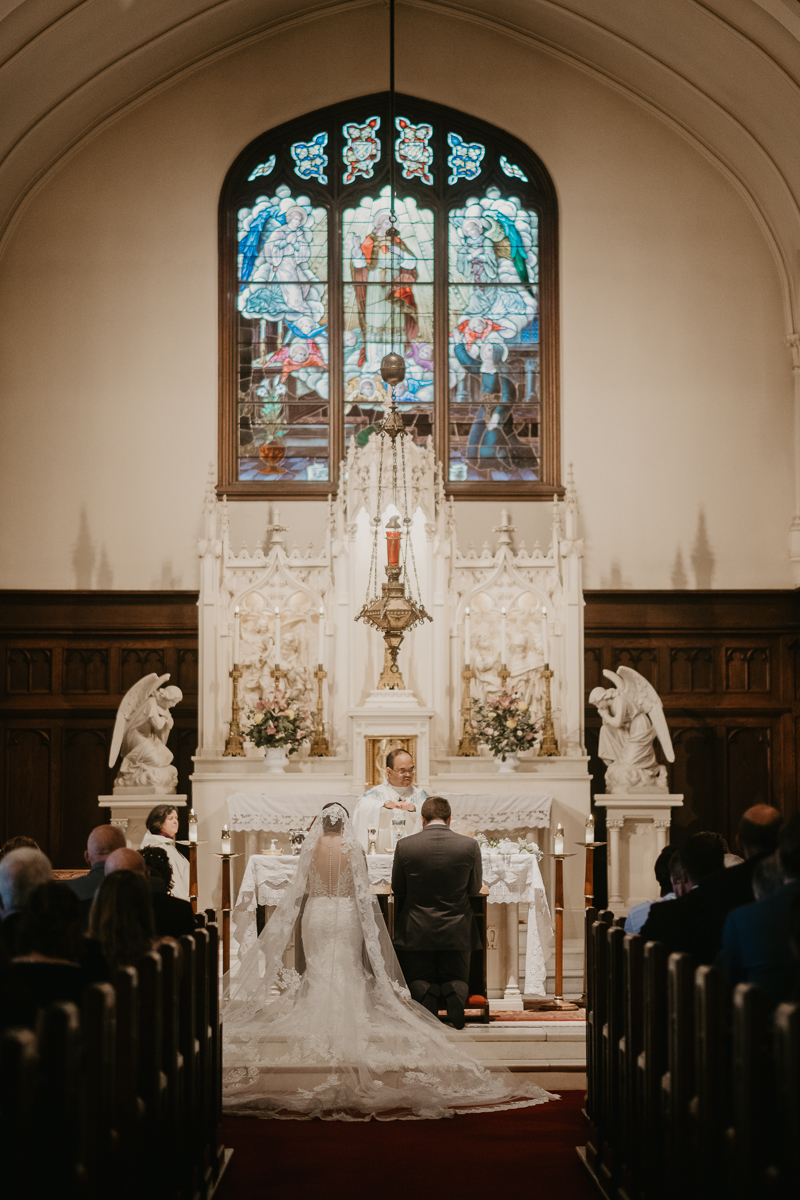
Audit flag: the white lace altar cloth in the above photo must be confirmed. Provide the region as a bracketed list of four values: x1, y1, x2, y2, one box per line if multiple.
[233, 850, 554, 997]
[226, 791, 553, 833]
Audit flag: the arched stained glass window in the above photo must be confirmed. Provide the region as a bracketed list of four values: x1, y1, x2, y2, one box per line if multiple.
[219, 95, 560, 497]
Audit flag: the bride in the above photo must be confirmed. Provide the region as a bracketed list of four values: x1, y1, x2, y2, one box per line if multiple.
[222, 802, 555, 1120]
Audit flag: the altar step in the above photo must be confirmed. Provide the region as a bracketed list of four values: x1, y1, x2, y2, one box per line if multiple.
[455, 1020, 586, 1091]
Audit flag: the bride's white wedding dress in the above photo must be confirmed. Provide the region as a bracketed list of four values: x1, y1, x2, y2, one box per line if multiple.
[222, 804, 555, 1120]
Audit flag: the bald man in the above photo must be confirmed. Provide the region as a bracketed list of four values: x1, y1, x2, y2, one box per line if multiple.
[67, 825, 127, 901]
[102, 847, 195, 939]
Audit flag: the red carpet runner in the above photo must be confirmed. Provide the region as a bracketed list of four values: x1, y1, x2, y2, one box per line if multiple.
[218, 1090, 595, 1200]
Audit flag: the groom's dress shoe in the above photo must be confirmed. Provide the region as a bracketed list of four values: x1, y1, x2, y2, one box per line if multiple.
[420, 985, 441, 1017]
[442, 986, 466, 1030]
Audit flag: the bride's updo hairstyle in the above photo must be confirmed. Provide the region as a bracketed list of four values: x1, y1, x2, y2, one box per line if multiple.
[320, 802, 349, 833]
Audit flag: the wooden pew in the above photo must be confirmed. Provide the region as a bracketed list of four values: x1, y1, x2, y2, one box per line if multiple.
[772, 1001, 800, 1194]
[726, 981, 769, 1198]
[693, 964, 727, 1194]
[583, 905, 597, 1124]
[113, 964, 145, 1190]
[0, 1026, 38, 1198]
[598, 925, 625, 1194]
[37, 1001, 82, 1194]
[81, 983, 118, 1194]
[618, 933, 644, 1200]
[585, 916, 611, 1172]
[662, 952, 694, 1189]
[638, 940, 667, 1196]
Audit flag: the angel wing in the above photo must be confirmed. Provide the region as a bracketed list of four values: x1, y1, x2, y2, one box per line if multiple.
[607, 666, 675, 762]
[238, 205, 284, 283]
[109, 673, 170, 767]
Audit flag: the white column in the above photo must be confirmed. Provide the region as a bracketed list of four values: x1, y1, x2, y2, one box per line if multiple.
[607, 818, 625, 909]
[653, 818, 671, 857]
[503, 902, 522, 1002]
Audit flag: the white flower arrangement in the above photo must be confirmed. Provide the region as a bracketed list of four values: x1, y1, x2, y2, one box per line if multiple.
[475, 833, 543, 860]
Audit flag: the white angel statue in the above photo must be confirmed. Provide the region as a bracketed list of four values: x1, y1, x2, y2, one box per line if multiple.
[589, 666, 674, 793]
[109, 673, 183, 791]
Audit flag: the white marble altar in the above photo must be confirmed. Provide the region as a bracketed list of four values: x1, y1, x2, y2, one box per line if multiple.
[190, 446, 592, 945]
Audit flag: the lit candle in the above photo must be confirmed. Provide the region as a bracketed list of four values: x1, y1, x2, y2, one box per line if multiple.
[221, 825, 232, 855]
[541, 605, 550, 667]
[500, 607, 507, 666]
[318, 606, 324, 666]
[585, 814, 595, 845]
[188, 808, 198, 845]
[554, 823, 565, 856]
[274, 607, 281, 668]
[464, 606, 471, 666]
[233, 606, 240, 665]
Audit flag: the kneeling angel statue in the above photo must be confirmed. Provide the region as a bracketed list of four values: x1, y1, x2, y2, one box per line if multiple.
[589, 666, 674, 793]
[109, 673, 183, 791]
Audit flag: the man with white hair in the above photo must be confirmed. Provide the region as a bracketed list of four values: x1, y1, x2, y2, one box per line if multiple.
[0, 847, 52, 955]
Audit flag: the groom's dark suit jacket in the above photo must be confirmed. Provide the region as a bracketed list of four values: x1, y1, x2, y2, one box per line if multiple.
[391, 823, 483, 952]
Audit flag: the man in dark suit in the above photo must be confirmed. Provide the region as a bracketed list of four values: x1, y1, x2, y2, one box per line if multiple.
[698, 804, 782, 948]
[95, 847, 196, 938]
[716, 814, 800, 1008]
[67, 824, 127, 903]
[640, 832, 726, 964]
[391, 794, 482, 1030]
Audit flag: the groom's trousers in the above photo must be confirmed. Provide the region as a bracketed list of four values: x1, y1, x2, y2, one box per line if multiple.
[397, 948, 471, 1006]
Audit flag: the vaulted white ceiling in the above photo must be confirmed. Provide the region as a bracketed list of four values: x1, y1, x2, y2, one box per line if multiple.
[2, 0, 800, 329]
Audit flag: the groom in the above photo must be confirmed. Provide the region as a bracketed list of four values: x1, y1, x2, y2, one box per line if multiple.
[391, 795, 483, 1030]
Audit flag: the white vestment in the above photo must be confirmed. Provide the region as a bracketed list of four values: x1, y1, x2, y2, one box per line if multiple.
[351, 782, 426, 852]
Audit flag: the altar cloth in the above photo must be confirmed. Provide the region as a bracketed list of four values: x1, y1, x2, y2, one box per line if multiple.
[232, 849, 553, 996]
[226, 791, 553, 833]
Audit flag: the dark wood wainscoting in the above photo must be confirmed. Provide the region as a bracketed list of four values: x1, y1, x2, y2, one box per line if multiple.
[584, 591, 800, 846]
[0, 592, 199, 867]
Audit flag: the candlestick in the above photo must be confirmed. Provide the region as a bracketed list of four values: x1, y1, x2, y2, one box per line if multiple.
[309, 664, 331, 757]
[457, 665, 479, 756]
[233, 606, 240, 664]
[188, 807, 198, 844]
[274, 606, 281, 668]
[541, 605, 549, 666]
[540, 849, 579, 1011]
[464, 606, 471, 666]
[221, 825, 232, 855]
[317, 605, 324, 665]
[538, 665, 560, 756]
[585, 814, 594, 845]
[554, 823, 565, 855]
[500, 606, 507, 665]
[215, 848, 242, 975]
[223, 664, 245, 757]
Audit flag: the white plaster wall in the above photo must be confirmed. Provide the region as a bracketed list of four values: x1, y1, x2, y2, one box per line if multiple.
[0, 8, 793, 590]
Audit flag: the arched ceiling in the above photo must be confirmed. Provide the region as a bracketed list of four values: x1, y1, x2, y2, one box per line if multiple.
[2, 0, 800, 330]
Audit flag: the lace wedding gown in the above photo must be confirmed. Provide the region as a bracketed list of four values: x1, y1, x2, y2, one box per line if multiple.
[222, 804, 555, 1120]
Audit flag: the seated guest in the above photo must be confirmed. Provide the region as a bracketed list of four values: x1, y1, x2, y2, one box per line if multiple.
[0, 835, 39, 860]
[0, 848, 52, 957]
[716, 815, 800, 1008]
[625, 844, 676, 934]
[105, 846, 195, 939]
[698, 804, 784, 955]
[752, 853, 785, 901]
[89, 869, 156, 971]
[140, 804, 190, 900]
[10, 882, 87, 1015]
[640, 832, 725, 963]
[67, 823, 127, 903]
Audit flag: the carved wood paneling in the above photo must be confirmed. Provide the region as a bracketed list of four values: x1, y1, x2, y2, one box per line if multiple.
[612, 646, 659, 690]
[669, 647, 714, 693]
[0, 592, 198, 866]
[724, 647, 770, 693]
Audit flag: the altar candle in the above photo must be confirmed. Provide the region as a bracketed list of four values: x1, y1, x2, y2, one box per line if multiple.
[554, 823, 565, 856]
[233, 606, 240, 664]
[541, 606, 550, 667]
[221, 825, 232, 855]
[464, 606, 471, 666]
[585, 814, 595, 845]
[274, 607, 281, 667]
[500, 607, 507, 665]
[188, 808, 198, 845]
[318, 606, 325, 665]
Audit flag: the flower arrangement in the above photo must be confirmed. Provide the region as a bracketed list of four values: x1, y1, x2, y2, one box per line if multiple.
[475, 834, 544, 860]
[244, 689, 315, 754]
[470, 690, 542, 760]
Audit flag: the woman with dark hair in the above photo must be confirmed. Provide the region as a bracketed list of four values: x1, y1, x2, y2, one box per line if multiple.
[10, 882, 86, 1012]
[0, 835, 40, 861]
[140, 844, 174, 893]
[88, 871, 156, 970]
[139, 803, 190, 900]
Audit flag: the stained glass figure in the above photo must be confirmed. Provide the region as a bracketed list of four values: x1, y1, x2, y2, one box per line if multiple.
[342, 187, 434, 450]
[500, 155, 528, 182]
[448, 186, 539, 482]
[342, 117, 381, 183]
[236, 185, 329, 482]
[248, 157, 276, 181]
[447, 133, 485, 184]
[395, 118, 433, 184]
[291, 133, 328, 184]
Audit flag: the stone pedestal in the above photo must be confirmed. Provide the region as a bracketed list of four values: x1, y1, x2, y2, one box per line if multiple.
[594, 793, 683, 913]
[99, 790, 187, 850]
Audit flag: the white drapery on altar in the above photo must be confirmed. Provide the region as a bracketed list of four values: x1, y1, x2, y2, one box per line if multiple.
[232, 849, 554, 997]
[226, 791, 553, 833]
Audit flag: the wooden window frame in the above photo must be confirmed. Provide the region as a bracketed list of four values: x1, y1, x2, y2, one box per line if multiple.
[218, 93, 561, 499]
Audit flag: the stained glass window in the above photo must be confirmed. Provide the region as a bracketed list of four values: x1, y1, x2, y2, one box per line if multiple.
[220, 96, 559, 497]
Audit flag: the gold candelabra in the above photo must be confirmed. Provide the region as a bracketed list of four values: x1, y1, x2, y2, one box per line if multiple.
[309, 664, 330, 757]
[271, 664, 286, 690]
[457, 665, 479, 756]
[223, 665, 245, 757]
[539, 665, 560, 757]
[498, 663, 510, 689]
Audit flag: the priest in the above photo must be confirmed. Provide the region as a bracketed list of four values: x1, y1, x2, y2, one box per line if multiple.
[352, 748, 426, 852]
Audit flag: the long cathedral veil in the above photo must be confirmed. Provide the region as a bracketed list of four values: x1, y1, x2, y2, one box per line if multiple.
[222, 803, 555, 1120]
